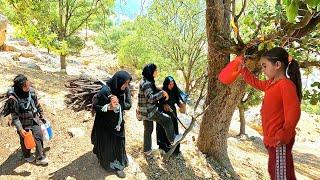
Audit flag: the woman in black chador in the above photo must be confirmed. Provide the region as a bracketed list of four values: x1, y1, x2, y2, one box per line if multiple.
[156, 76, 186, 155]
[91, 71, 132, 178]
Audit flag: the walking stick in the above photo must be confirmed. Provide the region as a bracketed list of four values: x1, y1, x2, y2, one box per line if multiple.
[167, 107, 187, 130]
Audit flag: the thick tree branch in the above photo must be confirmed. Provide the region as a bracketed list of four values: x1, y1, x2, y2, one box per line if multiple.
[282, 11, 315, 46]
[300, 61, 320, 68]
[293, 15, 320, 38]
[223, 4, 320, 57]
[230, 0, 244, 46]
[65, 0, 70, 35]
[294, 11, 314, 30]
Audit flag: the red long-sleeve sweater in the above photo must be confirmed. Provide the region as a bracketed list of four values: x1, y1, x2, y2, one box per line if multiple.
[241, 67, 301, 147]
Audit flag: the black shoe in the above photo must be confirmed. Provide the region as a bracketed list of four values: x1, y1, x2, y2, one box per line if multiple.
[116, 170, 126, 178]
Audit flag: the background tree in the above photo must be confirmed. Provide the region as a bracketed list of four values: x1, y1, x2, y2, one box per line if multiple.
[107, 0, 207, 95]
[197, 0, 320, 177]
[95, 21, 135, 54]
[1, 0, 114, 71]
[238, 87, 262, 136]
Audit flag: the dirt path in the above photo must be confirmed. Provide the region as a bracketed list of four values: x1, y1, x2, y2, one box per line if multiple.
[0, 63, 319, 180]
[0, 65, 221, 180]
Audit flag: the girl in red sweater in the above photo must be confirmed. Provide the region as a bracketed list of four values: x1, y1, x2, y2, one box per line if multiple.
[240, 47, 302, 180]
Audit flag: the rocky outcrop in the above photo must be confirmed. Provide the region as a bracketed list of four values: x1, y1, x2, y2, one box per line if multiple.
[0, 14, 8, 48]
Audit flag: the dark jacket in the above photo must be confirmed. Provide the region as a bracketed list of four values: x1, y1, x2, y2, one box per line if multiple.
[7, 87, 44, 131]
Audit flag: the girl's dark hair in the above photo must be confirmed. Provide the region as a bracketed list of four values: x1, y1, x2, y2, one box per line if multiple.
[142, 63, 158, 91]
[12, 74, 29, 98]
[162, 76, 180, 98]
[142, 63, 157, 82]
[262, 47, 302, 101]
[13, 74, 28, 90]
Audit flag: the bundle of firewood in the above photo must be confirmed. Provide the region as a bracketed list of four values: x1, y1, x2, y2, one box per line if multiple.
[0, 93, 7, 104]
[64, 77, 109, 112]
[0, 92, 10, 121]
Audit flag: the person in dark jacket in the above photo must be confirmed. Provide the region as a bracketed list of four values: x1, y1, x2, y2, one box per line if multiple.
[91, 71, 132, 178]
[156, 76, 185, 155]
[137, 64, 182, 156]
[8, 74, 48, 165]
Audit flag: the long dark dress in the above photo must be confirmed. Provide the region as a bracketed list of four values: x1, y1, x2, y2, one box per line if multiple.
[91, 72, 132, 171]
[156, 77, 182, 154]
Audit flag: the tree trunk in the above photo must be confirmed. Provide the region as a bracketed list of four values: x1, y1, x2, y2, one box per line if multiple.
[197, 0, 246, 178]
[58, 0, 67, 72]
[60, 54, 66, 71]
[238, 103, 246, 135]
[85, 20, 88, 41]
[185, 77, 191, 94]
[182, 70, 191, 94]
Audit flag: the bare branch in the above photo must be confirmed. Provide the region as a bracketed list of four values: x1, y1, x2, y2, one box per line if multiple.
[252, 21, 263, 39]
[230, 0, 246, 45]
[164, 98, 213, 160]
[235, 0, 247, 20]
[300, 61, 320, 68]
[232, 0, 236, 18]
[194, 75, 208, 111]
[67, 0, 100, 37]
[66, 0, 78, 24]
[65, 0, 70, 35]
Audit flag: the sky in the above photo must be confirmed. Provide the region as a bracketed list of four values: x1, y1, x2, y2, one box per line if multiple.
[112, 0, 153, 24]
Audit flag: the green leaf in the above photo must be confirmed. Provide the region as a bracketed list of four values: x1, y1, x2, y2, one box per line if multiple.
[286, 0, 299, 23]
[310, 96, 319, 105]
[305, 0, 320, 8]
[275, 3, 282, 12]
[304, 90, 310, 97]
[283, 0, 291, 6]
[311, 82, 320, 88]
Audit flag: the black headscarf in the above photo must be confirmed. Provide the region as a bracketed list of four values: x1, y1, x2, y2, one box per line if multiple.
[163, 76, 178, 92]
[13, 74, 29, 98]
[163, 76, 190, 103]
[142, 63, 157, 91]
[162, 76, 181, 100]
[107, 70, 132, 95]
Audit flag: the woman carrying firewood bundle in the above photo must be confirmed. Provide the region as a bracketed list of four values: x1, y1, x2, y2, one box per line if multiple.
[91, 71, 132, 178]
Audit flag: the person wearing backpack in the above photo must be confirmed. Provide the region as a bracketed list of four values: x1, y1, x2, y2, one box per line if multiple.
[91, 71, 132, 178]
[7, 74, 48, 165]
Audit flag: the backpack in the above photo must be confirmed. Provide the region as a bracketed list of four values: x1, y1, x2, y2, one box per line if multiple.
[1, 87, 38, 118]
